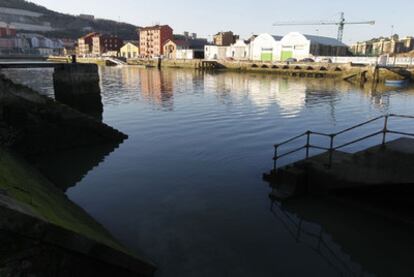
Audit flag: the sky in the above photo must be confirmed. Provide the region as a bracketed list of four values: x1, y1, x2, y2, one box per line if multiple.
[29, 0, 413, 44]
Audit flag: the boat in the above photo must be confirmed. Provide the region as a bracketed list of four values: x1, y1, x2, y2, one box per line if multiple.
[385, 79, 409, 87]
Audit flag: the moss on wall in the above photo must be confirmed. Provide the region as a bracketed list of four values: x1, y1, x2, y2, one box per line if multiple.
[0, 146, 126, 253]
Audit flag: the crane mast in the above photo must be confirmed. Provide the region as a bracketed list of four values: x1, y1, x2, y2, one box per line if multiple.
[273, 12, 375, 42]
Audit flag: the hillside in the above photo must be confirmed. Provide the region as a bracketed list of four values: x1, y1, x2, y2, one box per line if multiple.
[0, 0, 139, 39]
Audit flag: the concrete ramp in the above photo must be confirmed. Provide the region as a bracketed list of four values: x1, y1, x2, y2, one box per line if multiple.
[265, 114, 414, 196]
[314, 138, 414, 189]
[265, 138, 414, 194]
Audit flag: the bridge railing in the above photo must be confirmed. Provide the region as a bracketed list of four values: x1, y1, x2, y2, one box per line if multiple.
[272, 114, 414, 171]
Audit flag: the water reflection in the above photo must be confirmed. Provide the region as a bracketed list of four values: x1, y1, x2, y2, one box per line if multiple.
[270, 191, 414, 277]
[139, 69, 174, 111]
[5, 66, 414, 276]
[29, 143, 122, 191]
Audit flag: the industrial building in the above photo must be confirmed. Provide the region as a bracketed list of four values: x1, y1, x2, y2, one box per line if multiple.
[279, 32, 349, 60]
[250, 32, 348, 62]
[249, 34, 283, 62]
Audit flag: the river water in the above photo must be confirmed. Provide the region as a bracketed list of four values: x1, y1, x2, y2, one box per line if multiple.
[3, 66, 414, 277]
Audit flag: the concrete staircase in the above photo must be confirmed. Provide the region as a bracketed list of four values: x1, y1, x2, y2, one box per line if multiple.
[265, 138, 414, 196]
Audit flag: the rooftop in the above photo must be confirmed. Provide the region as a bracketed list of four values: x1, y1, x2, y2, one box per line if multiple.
[139, 25, 172, 31]
[303, 34, 348, 47]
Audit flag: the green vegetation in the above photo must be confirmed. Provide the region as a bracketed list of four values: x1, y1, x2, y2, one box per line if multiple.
[0, 146, 127, 253]
[0, 0, 138, 39]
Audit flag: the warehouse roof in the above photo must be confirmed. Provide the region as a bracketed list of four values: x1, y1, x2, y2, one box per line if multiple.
[303, 34, 348, 47]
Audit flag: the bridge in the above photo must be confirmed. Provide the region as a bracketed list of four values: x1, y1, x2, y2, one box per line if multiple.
[0, 62, 65, 69]
[0, 62, 103, 118]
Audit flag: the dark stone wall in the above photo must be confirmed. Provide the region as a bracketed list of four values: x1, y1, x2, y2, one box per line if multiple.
[0, 74, 127, 156]
[53, 64, 104, 120]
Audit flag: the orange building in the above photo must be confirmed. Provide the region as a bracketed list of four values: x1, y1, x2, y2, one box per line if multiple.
[139, 25, 173, 58]
[78, 32, 99, 56]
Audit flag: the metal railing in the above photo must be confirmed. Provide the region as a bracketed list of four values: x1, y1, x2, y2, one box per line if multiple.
[273, 114, 414, 171]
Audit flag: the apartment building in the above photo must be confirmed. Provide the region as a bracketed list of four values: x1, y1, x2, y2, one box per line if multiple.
[139, 25, 173, 58]
[92, 34, 123, 56]
[213, 31, 239, 46]
[78, 32, 99, 56]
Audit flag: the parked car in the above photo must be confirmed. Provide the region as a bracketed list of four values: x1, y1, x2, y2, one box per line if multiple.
[300, 58, 315, 63]
[320, 58, 333, 63]
[285, 58, 297, 63]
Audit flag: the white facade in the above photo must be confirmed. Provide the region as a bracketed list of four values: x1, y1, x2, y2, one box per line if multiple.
[176, 49, 194, 60]
[280, 32, 312, 60]
[249, 33, 282, 62]
[205, 45, 228, 60]
[226, 39, 250, 60]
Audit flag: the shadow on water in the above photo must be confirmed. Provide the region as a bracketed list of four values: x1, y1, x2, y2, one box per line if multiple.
[29, 142, 122, 191]
[54, 93, 104, 121]
[269, 190, 414, 277]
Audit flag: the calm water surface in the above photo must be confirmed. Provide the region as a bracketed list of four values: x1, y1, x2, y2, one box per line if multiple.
[4, 67, 414, 277]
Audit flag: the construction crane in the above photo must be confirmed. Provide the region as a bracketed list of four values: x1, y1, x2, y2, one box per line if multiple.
[273, 12, 375, 42]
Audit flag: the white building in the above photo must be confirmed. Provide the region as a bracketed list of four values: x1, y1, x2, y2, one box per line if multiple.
[176, 49, 198, 60]
[204, 32, 348, 62]
[226, 39, 250, 60]
[204, 45, 228, 60]
[249, 33, 282, 62]
[247, 32, 348, 62]
[20, 33, 63, 55]
[280, 32, 348, 60]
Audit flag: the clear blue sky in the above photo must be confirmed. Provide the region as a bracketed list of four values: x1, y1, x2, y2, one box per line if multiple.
[29, 0, 413, 44]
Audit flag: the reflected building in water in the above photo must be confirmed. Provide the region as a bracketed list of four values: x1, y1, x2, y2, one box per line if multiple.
[139, 69, 175, 110]
[204, 72, 308, 116]
[201, 72, 405, 124]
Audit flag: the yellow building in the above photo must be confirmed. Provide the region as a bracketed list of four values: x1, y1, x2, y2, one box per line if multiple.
[120, 42, 139, 59]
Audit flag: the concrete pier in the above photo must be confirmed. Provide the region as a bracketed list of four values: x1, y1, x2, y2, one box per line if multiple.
[0, 73, 127, 156]
[265, 137, 414, 196]
[53, 63, 103, 119]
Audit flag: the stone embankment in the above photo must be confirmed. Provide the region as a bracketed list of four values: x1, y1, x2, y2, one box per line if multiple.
[0, 73, 156, 275]
[0, 73, 126, 156]
[53, 63, 104, 119]
[127, 58, 413, 84]
[48, 56, 413, 84]
[0, 147, 156, 276]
